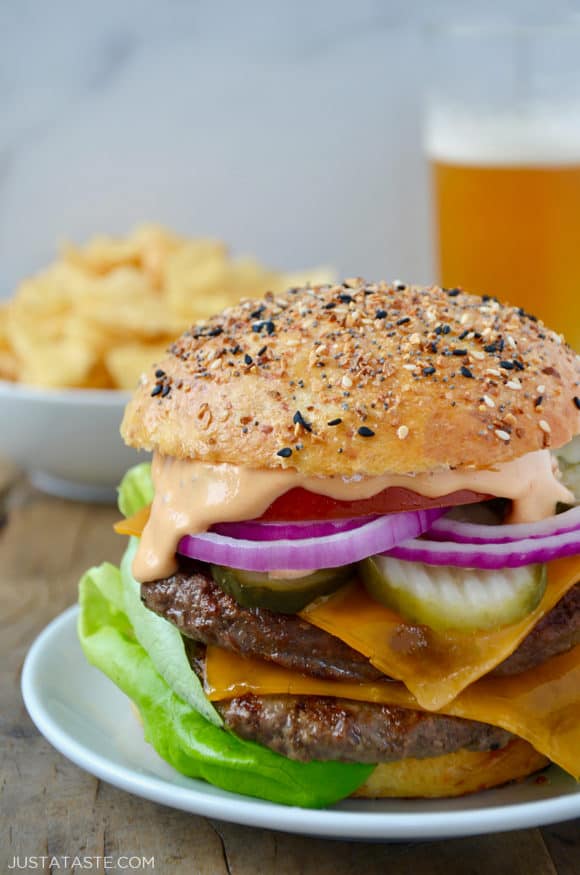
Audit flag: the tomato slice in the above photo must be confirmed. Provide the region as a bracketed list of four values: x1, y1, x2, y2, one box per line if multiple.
[257, 487, 490, 522]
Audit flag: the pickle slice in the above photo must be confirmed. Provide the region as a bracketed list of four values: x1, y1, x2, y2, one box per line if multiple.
[360, 556, 546, 632]
[210, 565, 353, 613]
[553, 437, 580, 502]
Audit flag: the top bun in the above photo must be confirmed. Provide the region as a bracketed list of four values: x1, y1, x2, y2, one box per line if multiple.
[121, 280, 580, 476]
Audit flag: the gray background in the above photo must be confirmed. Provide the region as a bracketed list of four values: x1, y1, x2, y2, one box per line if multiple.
[1, 0, 578, 294]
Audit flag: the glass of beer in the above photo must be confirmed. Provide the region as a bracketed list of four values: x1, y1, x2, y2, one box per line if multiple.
[426, 24, 580, 349]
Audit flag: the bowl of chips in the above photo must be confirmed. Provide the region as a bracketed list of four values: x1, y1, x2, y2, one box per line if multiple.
[0, 224, 331, 501]
[0, 382, 137, 502]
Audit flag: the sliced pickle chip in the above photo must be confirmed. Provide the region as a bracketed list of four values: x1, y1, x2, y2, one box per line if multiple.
[360, 556, 547, 632]
[553, 436, 580, 502]
[210, 564, 353, 613]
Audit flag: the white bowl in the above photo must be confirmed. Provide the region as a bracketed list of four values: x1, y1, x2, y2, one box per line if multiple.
[0, 380, 145, 502]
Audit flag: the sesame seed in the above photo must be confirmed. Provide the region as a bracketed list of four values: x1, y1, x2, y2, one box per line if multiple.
[358, 426, 375, 437]
[397, 425, 409, 440]
[446, 288, 461, 297]
[506, 334, 517, 349]
[452, 348, 468, 356]
[460, 366, 474, 379]
[423, 366, 436, 376]
[460, 313, 470, 324]
[276, 447, 293, 458]
[209, 358, 222, 370]
[338, 293, 354, 303]
[403, 364, 415, 371]
[535, 396, 543, 407]
[409, 333, 421, 344]
[499, 360, 515, 370]
[483, 395, 495, 408]
[539, 420, 551, 434]
[375, 309, 388, 319]
[150, 384, 163, 397]
[253, 320, 275, 335]
[484, 344, 498, 353]
[495, 429, 511, 441]
[154, 369, 165, 378]
[537, 384, 546, 394]
[257, 345, 267, 356]
[506, 379, 522, 390]
[327, 418, 342, 426]
[396, 316, 411, 326]
[161, 384, 171, 397]
[342, 375, 353, 389]
[324, 302, 336, 309]
[292, 410, 312, 432]
[574, 397, 580, 410]
[471, 350, 485, 360]
[244, 354, 253, 365]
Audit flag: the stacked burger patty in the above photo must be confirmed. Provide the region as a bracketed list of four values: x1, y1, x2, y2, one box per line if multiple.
[143, 562, 579, 763]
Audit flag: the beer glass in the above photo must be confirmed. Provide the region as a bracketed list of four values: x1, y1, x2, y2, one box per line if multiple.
[426, 24, 580, 349]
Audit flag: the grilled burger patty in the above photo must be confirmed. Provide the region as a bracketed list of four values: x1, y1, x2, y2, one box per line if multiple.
[184, 641, 513, 762]
[215, 694, 513, 763]
[142, 564, 580, 682]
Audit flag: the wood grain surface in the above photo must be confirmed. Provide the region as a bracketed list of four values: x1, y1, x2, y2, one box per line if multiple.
[1, 468, 579, 874]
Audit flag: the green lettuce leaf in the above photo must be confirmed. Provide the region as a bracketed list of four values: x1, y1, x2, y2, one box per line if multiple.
[78, 561, 373, 807]
[120, 538, 222, 726]
[118, 462, 153, 517]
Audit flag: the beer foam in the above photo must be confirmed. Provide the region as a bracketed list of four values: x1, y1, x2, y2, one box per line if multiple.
[426, 105, 580, 165]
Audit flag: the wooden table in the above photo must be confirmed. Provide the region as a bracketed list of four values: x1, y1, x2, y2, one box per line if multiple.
[1, 466, 579, 874]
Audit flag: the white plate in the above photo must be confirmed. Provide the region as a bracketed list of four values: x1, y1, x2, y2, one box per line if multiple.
[22, 606, 580, 841]
[0, 380, 142, 502]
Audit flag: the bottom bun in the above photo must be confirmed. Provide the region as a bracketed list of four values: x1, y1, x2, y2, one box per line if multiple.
[129, 702, 547, 800]
[352, 740, 549, 799]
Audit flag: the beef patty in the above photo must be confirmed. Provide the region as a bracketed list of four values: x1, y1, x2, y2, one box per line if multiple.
[185, 641, 513, 762]
[217, 694, 513, 763]
[142, 563, 580, 683]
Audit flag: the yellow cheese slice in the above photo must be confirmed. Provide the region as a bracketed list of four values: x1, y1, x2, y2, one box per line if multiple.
[114, 504, 151, 536]
[205, 644, 580, 778]
[300, 555, 580, 710]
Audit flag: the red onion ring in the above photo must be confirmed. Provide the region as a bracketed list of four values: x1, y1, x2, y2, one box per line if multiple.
[212, 516, 377, 541]
[428, 504, 580, 545]
[178, 507, 445, 572]
[387, 528, 580, 569]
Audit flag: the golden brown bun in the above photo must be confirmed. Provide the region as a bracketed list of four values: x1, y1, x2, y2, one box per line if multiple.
[352, 739, 548, 798]
[121, 280, 580, 476]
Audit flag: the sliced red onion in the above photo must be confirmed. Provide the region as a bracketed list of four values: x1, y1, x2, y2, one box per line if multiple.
[428, 504, 580, 545]
[387, 528, 580, 569]
[212, 516, 377, 541]
[178, 507, 445, 572]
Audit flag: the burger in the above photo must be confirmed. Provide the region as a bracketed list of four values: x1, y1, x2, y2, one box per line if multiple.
[78, 280, 580, 806]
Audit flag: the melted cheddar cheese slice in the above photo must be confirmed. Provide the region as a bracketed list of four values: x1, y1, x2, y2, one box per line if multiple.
[114, 505, 150, 537]
[300, 555, 580, 710]
[205, 644, 580, 778]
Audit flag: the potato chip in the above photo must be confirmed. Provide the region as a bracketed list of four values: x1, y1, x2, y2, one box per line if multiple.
[18, 339, 97, 389]
[105, 341, 172, 391]
[1, 225, 333, 389]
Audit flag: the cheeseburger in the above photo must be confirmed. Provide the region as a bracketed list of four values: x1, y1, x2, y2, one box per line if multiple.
[79, 280, 580, 806]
